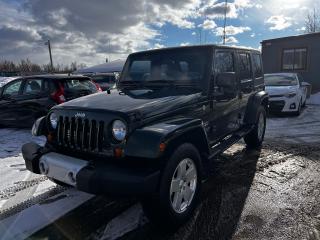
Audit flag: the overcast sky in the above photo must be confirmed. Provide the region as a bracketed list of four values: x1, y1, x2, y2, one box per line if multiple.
[0, 0, 318, 67]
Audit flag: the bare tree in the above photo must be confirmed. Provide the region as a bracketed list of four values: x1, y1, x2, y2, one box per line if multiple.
[305, 8, 320, 33]
[0, 59, 87, 75]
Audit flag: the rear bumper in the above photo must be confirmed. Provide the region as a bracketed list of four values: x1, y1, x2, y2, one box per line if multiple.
[22, 142, 160, 196]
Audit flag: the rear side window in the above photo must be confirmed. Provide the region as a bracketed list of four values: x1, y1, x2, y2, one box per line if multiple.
[252, 54, 263, 78]
[238, 53, 252, 80]
[215, 51, 234, 73]
[24, 79, 42, 94]
[62, 79, 97, 92]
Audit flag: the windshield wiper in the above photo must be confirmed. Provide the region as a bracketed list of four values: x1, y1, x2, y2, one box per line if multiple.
[119, 80, 146, 88]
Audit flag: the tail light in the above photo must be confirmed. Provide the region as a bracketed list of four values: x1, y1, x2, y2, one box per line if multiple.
[92, 80, 102, 92]
[51, 82, 66, 104]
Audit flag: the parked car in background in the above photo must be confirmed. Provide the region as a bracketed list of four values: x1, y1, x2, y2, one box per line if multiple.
[0, 74, 101, 128]
[265, 73, 307, 115]
[87, 73, 118, 91]
[23, 45, 268, 227]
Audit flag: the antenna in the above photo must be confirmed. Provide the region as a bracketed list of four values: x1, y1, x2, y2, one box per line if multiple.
[223, 0, 228, 44]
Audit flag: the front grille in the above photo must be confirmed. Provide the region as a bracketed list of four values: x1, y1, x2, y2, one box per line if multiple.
[57, 116, 105, 152]
[269, 100, 285, 111]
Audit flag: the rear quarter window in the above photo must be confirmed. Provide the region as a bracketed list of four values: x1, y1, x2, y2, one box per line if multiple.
[62, 79, 97, 92]
[238, 53, 252, 80]
[252, 54, 263, 78]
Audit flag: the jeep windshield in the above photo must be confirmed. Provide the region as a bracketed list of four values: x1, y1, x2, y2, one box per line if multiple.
[120, 47, 210, 90]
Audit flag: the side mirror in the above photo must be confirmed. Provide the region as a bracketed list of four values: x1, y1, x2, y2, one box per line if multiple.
[216, 72, 236, 89]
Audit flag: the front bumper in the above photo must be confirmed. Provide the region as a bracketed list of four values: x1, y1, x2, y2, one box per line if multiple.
[22, 142, 160, 196]
[268, 96, 299, 113]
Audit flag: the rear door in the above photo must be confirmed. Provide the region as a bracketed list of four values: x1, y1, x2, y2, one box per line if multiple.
[0, 79, 24, 125]
[209, 49, 240, 142]
[237, 51, 254, 122]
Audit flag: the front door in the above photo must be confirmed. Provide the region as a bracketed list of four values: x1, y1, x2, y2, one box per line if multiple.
[209, 49, 240, 143]
[0, 79, 24, 126]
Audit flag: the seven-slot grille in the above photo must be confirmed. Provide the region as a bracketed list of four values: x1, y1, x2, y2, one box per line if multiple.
[57, 116, 105, 152]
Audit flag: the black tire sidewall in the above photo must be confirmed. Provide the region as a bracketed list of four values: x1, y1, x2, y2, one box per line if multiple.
[244, 106, 266, 148]
[143, 143, 202, 227]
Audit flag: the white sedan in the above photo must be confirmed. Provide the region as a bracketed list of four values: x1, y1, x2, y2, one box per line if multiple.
[265, 73, 308, 116]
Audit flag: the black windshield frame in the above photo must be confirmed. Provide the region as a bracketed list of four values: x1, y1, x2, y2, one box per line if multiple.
[120, 47, 213, 93]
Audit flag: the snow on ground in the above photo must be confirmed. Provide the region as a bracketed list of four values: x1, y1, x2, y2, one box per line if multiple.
[307, 92, 320, 105]
[265, 105, 320, 144]
[0, 189, 93, 240]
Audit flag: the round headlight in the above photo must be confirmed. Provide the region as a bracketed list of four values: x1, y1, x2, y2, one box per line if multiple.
[112, 120, 127, 141]
[49, 112, 58, 129]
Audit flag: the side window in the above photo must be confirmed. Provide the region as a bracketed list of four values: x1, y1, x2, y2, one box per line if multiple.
[215, 51, 234, 73]
[238, 53, 252, 80]
[23, 79, 42, 94]
[3, 80, 23, 97]
[252, 54, 263, 78]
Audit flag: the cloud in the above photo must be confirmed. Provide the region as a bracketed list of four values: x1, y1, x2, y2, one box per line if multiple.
[215, 25, 251, 36]
[152, 43, 166, 49]
[0, 0, 202, 65]
[296, 26, 306, 32]
[200, 0, 256, 19]
[198, 19, 217, 30]
[180, 42, 191, 46]
[224, 36, 238, 44]
[266, 15, 292, 31]
[192, 31, 196, 35]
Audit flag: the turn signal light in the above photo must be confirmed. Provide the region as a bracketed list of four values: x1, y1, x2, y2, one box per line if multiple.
[47, 133, 54, 142]
[159, 143, 166, 152]
[114, 147, 123, 158]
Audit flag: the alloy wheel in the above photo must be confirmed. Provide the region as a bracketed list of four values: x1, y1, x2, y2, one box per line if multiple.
[170, 158, 197, 214]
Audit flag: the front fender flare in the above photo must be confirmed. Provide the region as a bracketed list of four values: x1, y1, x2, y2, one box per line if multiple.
[124, 118, 209, 159]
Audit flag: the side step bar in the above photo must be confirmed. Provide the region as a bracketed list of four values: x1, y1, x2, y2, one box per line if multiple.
[208, 125, 254, 160]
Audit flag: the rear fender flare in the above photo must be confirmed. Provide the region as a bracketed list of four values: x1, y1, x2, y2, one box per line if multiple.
[244, 91, 269, 124]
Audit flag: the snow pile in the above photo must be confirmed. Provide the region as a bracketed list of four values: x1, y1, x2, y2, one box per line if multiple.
[307, 92, 320, 105]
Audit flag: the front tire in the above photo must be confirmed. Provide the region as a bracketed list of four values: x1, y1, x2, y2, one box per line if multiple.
[244, 106, 266, 149]
[294, 99, 302, 116]
[141, 143, 201, 228]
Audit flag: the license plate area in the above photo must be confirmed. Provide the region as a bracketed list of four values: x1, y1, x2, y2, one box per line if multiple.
[39, 152, 88, 186]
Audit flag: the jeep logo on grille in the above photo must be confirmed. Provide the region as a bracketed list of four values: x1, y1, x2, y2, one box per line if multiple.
[75, 112, 86, 118]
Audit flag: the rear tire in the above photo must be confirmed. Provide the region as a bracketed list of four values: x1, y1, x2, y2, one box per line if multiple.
[244, 106, 266, 149]
[141, 143, 201, 229]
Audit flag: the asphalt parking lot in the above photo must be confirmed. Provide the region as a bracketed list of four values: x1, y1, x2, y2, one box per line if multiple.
[0, 105, 319, 240]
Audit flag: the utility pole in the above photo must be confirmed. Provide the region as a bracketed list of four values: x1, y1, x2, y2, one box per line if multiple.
[223, 0, 228, 44]
[45, 40, 53, 71]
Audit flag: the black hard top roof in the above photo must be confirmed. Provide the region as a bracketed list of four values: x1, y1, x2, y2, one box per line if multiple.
[130, 44, 260, 56]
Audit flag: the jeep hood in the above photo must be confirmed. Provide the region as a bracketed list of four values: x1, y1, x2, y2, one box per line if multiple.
[55, 89, 202, 119]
